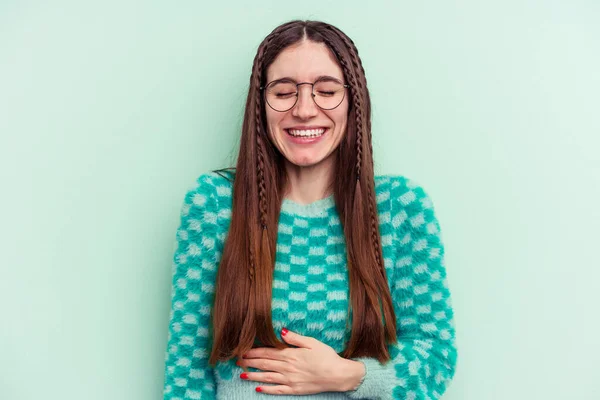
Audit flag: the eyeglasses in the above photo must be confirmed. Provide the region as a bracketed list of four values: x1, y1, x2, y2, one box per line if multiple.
[260, 78, 349, 112]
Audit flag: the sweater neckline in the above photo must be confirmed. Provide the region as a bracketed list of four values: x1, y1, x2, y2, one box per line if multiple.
[281, 194, 336, 217]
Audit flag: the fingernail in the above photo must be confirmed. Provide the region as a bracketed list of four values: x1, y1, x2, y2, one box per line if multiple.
[256, 387, 262, 392]
[281, 327, 288, 336]
[236, 360, 241, 366]
[240, 373, 248, 380]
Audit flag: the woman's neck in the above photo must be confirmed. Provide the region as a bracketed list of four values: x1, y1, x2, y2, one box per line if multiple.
[283, 158, 335, 205]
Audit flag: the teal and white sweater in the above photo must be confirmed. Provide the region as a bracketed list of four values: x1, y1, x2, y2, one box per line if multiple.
[162, 171, 458, 400]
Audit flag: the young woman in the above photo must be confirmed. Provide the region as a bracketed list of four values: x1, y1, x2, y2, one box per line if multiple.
[162, 19, 458, 399]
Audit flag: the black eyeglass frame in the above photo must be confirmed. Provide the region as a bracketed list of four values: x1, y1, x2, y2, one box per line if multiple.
[259, 78, 350, 112]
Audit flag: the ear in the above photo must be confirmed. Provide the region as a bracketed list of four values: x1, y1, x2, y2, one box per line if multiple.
[280, 328, 312, 348]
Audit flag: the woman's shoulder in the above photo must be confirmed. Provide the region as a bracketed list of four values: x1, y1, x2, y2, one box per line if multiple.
[193, 168, 235, 189]
[190, 168, 234, 192]
[180, 168, 235, 211]
[374, 173, 426, 195]
[374, 173, 438, 212]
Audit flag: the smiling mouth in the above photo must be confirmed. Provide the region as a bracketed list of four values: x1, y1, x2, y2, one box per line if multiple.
[285, 128, 328, 138]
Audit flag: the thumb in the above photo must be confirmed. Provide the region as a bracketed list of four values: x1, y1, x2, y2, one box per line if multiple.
[280, 327, 312, 348]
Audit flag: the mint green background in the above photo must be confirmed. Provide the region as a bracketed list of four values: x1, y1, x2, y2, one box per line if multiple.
[1, 1, 598, 399]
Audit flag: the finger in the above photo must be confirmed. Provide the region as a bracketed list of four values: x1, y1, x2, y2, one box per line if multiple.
[243, 347, 286, 360]
[280, 327, 314, 348]
[235, 359, 249, 373]
[240, 370, 286, 385]
[255, 384, 295, 395]
[239, 357, 288, 373]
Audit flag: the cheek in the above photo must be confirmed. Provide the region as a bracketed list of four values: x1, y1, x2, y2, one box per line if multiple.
[265, 110, 280, 140]
[335, 101, 349, 129]
[334, 111, 349, 137]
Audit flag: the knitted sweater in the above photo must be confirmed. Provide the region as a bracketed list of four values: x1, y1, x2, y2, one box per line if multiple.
[162, 171, 458, 400]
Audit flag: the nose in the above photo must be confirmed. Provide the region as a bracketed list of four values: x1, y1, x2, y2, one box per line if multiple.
[291, 84, 319, 119]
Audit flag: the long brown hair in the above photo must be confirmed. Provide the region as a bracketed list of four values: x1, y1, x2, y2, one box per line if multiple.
[208, 20, 397, 366]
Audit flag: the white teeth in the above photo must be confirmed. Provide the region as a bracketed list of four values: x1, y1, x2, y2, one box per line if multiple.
[287, 128, 326, 138]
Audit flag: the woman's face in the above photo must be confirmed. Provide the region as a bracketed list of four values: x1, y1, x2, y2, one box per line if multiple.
[264, 40, 349, 169]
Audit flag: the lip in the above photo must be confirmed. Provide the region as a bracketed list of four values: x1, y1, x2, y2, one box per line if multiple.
[285, 126, 329, 130]
[284, 127, 329, 144]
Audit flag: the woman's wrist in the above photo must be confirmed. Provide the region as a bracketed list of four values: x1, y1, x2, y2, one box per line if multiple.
[336, 358, 366, 392]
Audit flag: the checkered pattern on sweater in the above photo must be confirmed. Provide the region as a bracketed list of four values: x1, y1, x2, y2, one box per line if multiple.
[162, 171, 457, 400]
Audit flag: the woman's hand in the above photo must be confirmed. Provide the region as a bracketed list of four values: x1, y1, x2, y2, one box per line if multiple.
[236, 328, 365, 395]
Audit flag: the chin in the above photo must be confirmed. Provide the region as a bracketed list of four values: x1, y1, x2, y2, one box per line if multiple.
[285, 153, 330, 168]
[287, 159, 320, 167]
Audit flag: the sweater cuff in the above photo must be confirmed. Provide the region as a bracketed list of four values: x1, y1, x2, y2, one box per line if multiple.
[345, 357, 396, 399]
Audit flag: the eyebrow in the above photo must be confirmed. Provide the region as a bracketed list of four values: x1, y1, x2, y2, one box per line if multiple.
[270, 75, 344, 84]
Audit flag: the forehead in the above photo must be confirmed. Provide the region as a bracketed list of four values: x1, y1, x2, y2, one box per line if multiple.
[266, 40, 344, 82]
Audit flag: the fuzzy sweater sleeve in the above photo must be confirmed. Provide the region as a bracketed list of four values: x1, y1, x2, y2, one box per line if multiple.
[346, 177, 458, 400]
[162, 174, 219, 400]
